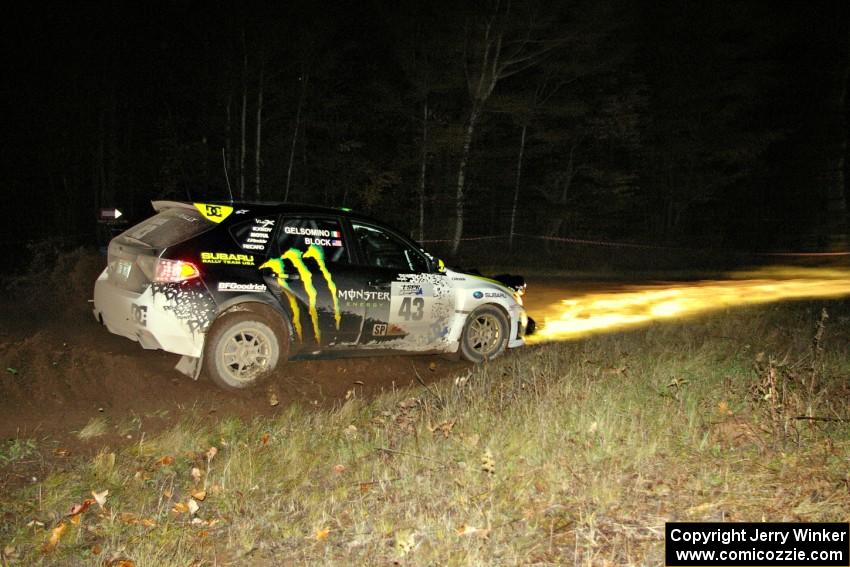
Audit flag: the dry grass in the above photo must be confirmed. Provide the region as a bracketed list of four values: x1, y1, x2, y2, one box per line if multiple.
[2, 301, 850, 566]
[76, 417, 109, 441]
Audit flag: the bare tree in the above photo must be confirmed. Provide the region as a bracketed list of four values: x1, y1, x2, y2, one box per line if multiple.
[284, 70, 308, 203]
[451, 1, 560, 255]
[239, 31, 248, 199]
[254, 56, 264, 198]
[506, 78, 565, 248]
[417, 98, 429, 241]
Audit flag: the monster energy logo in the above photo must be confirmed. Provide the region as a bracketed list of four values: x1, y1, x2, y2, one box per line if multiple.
[259, 244, 340, 343]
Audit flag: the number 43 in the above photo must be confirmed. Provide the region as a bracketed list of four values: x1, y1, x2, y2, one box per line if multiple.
[398, 297, 424, 321]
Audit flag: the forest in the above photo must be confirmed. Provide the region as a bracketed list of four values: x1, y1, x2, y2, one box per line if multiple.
[3, 0, 850, 269]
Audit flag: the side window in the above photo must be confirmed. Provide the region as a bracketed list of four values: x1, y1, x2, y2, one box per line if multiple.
[275, 217, 348, 264]
[229, 215, 277, 255]
[351, 223, 429, 272]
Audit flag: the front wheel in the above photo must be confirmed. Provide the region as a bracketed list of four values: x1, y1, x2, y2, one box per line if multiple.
[459, 305, 510, 363]
[203, 311, 286, 390]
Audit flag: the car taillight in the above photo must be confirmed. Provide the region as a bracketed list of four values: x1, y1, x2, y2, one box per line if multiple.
[155, 259, 200, 283]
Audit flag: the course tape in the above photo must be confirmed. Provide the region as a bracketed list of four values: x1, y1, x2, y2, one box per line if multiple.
[419, 233, 850, 257]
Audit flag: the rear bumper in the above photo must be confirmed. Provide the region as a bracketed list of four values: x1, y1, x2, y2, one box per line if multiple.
[92, 269, 211, 357]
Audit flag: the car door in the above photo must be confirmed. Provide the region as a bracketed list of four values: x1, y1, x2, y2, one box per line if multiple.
[261, 216, 366, 349]
[349, 221, 454, 351]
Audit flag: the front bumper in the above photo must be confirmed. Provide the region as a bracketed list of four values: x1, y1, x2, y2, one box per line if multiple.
[507, 305, 529, 349]
[92, 269, 210, 357]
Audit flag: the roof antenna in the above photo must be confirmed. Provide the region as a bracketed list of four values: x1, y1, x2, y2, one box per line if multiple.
[222, 147, 234, 203]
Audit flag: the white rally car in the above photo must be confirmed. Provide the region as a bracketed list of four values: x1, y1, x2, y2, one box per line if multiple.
[93, 201, 534, 389]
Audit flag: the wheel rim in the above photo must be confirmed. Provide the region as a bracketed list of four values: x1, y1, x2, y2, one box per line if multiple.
[219, 325, 274, 383]
[467, 313, 503, 357]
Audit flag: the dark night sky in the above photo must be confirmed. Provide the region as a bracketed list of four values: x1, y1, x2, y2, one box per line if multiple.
[3, 1, 850, 269]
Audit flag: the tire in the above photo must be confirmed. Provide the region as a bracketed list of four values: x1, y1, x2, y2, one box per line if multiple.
[459, 305, 510, 363]
[203, 310, 287, 390]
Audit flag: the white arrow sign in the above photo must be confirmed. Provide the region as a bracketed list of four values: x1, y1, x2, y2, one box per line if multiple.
[98, 208, 124, 221]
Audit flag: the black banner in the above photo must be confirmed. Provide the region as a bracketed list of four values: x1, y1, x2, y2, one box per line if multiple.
[666, 522, 849, 566]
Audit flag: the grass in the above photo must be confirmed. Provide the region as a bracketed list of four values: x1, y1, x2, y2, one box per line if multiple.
[2, 301, 850, 565]
[76, 417, 109, 441]
[0, 439, 37, 466]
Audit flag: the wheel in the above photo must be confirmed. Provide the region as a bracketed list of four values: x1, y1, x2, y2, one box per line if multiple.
[459, 305, 510, 363]
[203, 311, 287, 390]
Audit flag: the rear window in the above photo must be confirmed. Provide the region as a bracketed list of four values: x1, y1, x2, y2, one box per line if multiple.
[229, 216, 278, 255]
[119, 208, 211, 248]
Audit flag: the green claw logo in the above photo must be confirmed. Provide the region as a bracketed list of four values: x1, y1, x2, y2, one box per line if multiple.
[259, 244, 340, 343]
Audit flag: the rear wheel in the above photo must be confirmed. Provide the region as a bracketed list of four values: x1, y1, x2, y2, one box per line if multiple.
[204, 310, 287, 389]
[459, 305, 509, 363]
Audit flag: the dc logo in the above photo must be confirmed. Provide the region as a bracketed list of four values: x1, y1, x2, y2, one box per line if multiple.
[206, 205, 222, 217]
[473, 291, 483, 299]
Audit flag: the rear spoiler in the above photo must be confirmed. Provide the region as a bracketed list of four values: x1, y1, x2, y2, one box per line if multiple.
[151, 200, 196, 213]
[153, 201, 236, 224]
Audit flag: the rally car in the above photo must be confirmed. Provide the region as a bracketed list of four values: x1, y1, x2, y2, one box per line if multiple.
[93, 201, 533, 389]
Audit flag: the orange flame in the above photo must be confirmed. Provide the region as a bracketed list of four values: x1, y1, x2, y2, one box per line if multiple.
[526, 267, 850, 343]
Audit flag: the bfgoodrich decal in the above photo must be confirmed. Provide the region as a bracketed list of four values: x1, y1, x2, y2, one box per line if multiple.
[217, 282, 267, 293]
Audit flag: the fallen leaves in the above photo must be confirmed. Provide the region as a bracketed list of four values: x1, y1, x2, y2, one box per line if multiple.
[67, 498, 95, 518]
[3, 545, 18, 561]
[156, 455, 174, 467]
[456, 524, 490, 538]
[480, 449, 496, 476]
[267, 385, 280, 406]
[119, 513, 158, 528]
[717, 400, 733, 416]
[92, 489, 109, 509]
[42, 522, 67, 553]
[394, 530, 416, 556]
[429, 419, 456, 438]
[173, 497, 203, 515]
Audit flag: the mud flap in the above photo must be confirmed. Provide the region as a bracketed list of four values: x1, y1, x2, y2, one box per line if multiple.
[175, 355, 203, 380]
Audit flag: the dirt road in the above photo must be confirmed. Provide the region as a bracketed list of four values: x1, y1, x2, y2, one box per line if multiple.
[4, 267, 847, 455]
[0, 276, 583, 451]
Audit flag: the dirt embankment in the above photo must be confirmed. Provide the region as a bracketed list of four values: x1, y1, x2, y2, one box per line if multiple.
[0, 251, 471, 457]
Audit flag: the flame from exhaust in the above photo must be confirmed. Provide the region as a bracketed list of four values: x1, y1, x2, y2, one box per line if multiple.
[525, 267, 850, 344]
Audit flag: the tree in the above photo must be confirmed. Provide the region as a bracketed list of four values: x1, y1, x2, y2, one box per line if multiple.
[450, 0, 563, 255]
[385, 0, 459, 241]
[640, 3, 784, 243]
